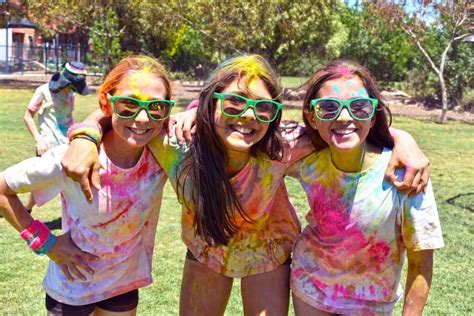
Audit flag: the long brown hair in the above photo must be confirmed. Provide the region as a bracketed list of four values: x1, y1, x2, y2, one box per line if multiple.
[177, 54, 284, 245]
[302, 59, 394, 150]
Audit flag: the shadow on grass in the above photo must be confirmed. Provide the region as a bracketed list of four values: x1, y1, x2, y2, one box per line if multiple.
[44, 217, 62, 230]
[446, 193, 474, 212]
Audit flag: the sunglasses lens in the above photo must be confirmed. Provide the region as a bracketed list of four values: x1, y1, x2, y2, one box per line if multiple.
[148, 101, 171, 120]
[255, 101, 279, 122]
[350, 99, 374, 119]
[221, 95, 247, 116]
[315, 100, 340, 120]
[114, 97, 140, 118]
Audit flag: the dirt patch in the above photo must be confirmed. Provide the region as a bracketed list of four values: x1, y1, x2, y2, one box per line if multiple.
[1, 75, 473, 124]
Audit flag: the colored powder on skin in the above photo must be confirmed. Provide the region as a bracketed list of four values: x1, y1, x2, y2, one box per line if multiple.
[331, 84, 342, 95]
[128, 68, 153, 100]
[358, 87, 369, 98]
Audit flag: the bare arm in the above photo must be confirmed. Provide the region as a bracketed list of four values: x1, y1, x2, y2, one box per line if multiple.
[387, 128, 430, 196]
[23, 108, 50, 156]
[61, 109, 110, 203]
[403, 249, 433, 316]
[0, 174, 98, 280]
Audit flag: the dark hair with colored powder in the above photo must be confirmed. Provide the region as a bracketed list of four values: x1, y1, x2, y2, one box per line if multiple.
[302, 59, 394, 150]
[177, 54, 284, 245]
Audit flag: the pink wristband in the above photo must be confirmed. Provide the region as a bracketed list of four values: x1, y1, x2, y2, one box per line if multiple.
[19, 220, 44, 241]
[186, 99, 199, 111]
[28, 228, 51, 251]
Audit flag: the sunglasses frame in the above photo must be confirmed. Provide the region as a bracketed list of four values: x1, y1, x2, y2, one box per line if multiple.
[108, 95, 175, 121]
[213, 92, 282, 123]
[310, 97, 379, 121]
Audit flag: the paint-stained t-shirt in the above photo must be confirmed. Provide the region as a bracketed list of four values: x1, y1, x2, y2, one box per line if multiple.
[287, 148, 444, 314]
[148, 125, 312, 277]
[27, 83, 75, 147]
[4, 142, 166, 305]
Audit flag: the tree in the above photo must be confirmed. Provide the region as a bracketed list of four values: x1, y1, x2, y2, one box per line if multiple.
[369, 0, 472, 123]
[133, 0, 342, 73]
[26, 0, 128, 75]
[338, 5, 416, 82]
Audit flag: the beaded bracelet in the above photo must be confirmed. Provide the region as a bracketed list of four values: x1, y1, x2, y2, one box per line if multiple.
[67, 123, 102, 146]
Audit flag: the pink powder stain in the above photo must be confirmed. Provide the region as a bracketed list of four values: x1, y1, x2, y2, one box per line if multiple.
[92, 199, 133, 228]
[367, 242, 391, 272]
[309, 184, 392, 274]
[310, 276, 329, 291]
[335, 65, 354, 78]
[134, 160, 149, 178]
[293, 268, 304, 278]
[369, 285, 376, 297]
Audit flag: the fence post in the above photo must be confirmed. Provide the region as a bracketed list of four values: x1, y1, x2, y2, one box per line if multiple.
[5, 24, 9, 73]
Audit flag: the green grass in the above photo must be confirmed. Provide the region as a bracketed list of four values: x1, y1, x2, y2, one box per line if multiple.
[281, 76, 307, 89]
[0, 88, 473, 315]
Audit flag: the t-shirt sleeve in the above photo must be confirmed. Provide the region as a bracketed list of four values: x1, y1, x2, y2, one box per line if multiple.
[3, 146, 67, 206]
[400, 180, 444, 251]
[27, 86, 45, 112]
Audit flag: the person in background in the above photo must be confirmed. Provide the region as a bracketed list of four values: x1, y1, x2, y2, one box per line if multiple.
[23, 61, 89, 213]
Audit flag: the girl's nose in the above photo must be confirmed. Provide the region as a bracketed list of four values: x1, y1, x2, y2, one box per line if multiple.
[240, 106, 257, 120]
[336, 107, 352, 121]
[135, 108, 150, 122]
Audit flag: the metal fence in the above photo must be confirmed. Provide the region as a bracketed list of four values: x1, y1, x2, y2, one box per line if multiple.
[0, 43, 88, 74]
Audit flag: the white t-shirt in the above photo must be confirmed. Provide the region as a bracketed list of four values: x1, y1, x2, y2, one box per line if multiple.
[4, 143, 166, 305]
[27, 84, 75, 147]
[288, 148, 444, 314]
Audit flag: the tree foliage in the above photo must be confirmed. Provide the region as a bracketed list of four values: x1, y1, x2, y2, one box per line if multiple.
[368, 0, 472, 123]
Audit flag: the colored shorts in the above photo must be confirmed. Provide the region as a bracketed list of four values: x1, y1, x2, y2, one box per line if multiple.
[185, 249, 292, 266]
[45, 290, 139, 315]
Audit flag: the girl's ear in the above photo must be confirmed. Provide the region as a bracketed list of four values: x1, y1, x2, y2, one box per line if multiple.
[370, 116, 376, 128]
[304, 108, 319, 130]
[99, 92, 113, 116]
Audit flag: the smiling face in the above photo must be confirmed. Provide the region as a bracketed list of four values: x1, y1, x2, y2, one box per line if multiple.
[307, 76, 374, 152]
[213, 77, 272, 156]
[110, 71, 168, 148]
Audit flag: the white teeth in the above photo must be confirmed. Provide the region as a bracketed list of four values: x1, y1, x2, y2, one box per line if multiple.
[332, 128, 356, 135]
[232, 126, 253, 134]
[129, 127, 149, 135]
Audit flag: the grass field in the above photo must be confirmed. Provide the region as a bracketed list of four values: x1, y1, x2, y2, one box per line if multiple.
[0, 88, 473, 315]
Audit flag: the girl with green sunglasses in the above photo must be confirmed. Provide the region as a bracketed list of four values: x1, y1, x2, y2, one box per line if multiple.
[58, 55, 431, 316]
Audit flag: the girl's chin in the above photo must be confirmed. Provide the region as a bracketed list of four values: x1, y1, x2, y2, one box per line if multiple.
[328, 138, 362, 152]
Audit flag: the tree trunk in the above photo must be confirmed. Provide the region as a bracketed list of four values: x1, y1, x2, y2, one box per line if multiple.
[439, 73, 448, 123]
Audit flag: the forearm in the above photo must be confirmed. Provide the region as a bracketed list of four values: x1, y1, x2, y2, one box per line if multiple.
[403, 250, 433, 316]
[23, 112, 42, 142]
[0, 176, 33, 232]
[83, 109, 111, 136]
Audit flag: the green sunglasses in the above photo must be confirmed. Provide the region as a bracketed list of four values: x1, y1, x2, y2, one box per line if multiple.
[109, 95, 175, 121]
[213, 92, 282, 123]
[310, 97, 378, 121]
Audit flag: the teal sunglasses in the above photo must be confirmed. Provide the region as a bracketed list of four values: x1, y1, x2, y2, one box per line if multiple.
[109, 95, 175, 121]
[310, 97, 378, 121]
[213, 92, 282, 123]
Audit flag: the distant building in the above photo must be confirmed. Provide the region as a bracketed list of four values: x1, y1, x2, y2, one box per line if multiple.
[0, 0, 88, 73]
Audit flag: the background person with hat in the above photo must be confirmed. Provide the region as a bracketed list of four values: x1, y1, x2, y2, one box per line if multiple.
[22, 61, 89, 213]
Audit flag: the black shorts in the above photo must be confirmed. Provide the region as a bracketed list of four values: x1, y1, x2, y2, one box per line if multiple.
[45, 290, 139, 315]
[185, 249, 292, 265]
